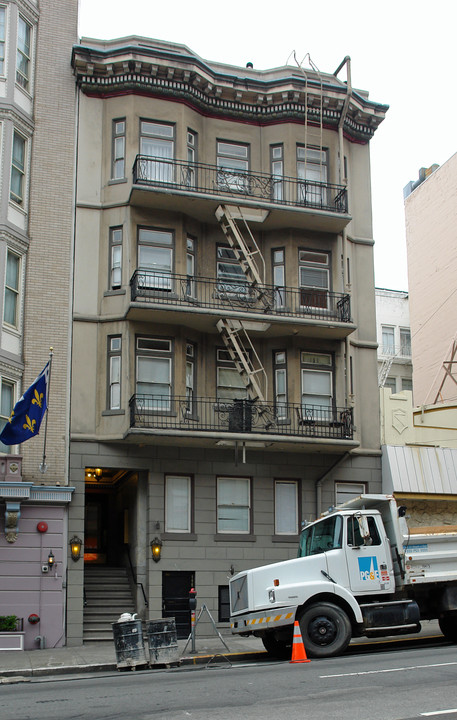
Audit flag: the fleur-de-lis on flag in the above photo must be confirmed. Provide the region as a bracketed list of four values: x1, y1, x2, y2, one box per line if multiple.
[0, 362, 49, 446]
[32, 389, 44, 408]
[23, 415, 36, 434]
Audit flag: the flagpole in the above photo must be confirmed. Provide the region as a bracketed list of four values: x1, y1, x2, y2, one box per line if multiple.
[39, 347, 53, 474]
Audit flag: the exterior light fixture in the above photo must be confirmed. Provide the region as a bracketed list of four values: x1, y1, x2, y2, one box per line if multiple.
[150, 537, 163, 563]
[69, 535, 83, 562]
[47, 550, 55, 569]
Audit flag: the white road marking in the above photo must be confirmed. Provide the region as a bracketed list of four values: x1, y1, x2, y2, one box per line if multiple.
[320, 661, 457, 678]
[421, 711, 457, 717]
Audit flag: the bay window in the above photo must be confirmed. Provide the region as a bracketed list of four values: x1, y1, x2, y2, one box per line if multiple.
[301, 352, 333, 416]
[16, 16, 31, 90]
[136, 337, 172, 411]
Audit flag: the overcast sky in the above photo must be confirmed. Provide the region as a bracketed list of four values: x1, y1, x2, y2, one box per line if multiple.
[79, 0, 457, 291]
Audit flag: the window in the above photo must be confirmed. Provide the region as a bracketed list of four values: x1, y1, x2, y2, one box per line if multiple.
[335, 482, 366, 506]
[16, 16, 31, 90]
[140, 120, 174, 182]
[186, 130, 197, 187]
[298, 515, 342, 557]
[297, 145, 328, 206]
[272, 248, 285, 308]
[382, 326, 395, 355]
[217, 245, 248, 295]
[299, 250, 329, 309]
[107, 336, 121, 410]
[218, 586, 230, 622]
[400, 328, 411, 357]
[138, 228, 173, 291]
[217, 141, 249, 191]
[384, 376, 397, 393]
[0, 378, 14, 453]
[3, 251, 20, 327]
[112, 119, 125, 179]
[347, 516, 381, 546]
[402, 377, 413, 392]
[136, 337, 172, 411]
[217, 476, 250, 533]
[217, 349, 247, 401]
[273, 351, 287, 418]
[275, 480, 298, 535]
[165, 475, 192, 533]
[109, 227, 122, 289]
[185, 343, 196, 414]
[185, 236, 196, 297]
[301, 352, 333, 412]
[0, 7, 5, 76]
[10, 131, 26, 204]
[271, 144, 284, 201]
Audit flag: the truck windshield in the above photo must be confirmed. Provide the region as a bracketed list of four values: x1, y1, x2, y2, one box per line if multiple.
[298, 515, 343, 557]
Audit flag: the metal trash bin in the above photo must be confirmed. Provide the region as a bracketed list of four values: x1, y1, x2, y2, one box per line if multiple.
[145, 617, 180, 666]
[112, 616, 147, 670]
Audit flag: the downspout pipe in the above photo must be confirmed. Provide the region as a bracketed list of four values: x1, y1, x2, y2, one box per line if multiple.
[315, 452, 351, 519]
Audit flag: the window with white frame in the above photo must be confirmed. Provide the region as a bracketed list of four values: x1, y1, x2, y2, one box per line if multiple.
[112, 119, 126, 179]
[0, 7, 6, 76]
[273, 351, 287, 418]
[301, 352, 333, 413]
[216, 245, 248, 295]
[402, 377, 413, 392]
[217, 476, 250, 533]
[271, 144, 284, 201]
[16, 16, 31, 90]
[0, 377, 15, 452]
[186, 129, 197, 187]
[335, 482, 366, 506]
[216, 140, 249, 191]
[10, 131, 26, 204]
[299, 250, 329, 309]
[3, 250, 20, 328]
[140, 120, 174, 182]
[297, 145, 328, 206]
[382, 326, 395, 355]
[275, 480, 298, 535]
[400, 328, 411, 357]
[185, 343, 196, 414]
[136, 337, 172, 411]
[272, 248, 285, 308]
[384, 376, 396, 393]
[165, 475, 192, 533]
[109, 227, 122, 290]
[138, 228, 173, 291]
[216, 348, 247, 401]
[107, 336, 121, 410]
[185, 236, 196, 297]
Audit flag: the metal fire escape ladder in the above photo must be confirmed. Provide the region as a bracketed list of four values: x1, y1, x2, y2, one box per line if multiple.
[216, 318, 267, 403]
[215, 204, 265, 287]
[378, 354, 395, 388]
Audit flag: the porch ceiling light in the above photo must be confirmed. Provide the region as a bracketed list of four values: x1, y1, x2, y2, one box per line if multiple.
[150, 536, 163, 563]
[69, 535, 83, 562]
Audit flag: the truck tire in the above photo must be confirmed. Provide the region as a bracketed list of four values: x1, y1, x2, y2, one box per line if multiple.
[299, 603, 352, 658]
[261, 631, 293, 659]
[439, 614, 457, 642]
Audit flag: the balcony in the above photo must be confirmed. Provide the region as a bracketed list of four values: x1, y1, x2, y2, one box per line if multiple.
[131, 157, 350, 232]
[128, 271, 354, 338]
[128, 395, 354, 443]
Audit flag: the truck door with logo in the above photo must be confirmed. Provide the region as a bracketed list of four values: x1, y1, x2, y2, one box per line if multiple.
[345, 514, 393, 594]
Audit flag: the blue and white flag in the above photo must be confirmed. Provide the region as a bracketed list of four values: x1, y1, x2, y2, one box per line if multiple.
[0, 362, 49, 445]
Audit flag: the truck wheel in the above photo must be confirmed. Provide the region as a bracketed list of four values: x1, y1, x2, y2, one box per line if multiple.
[299, 603, 352, 658]
[439, 615, 457, 642]
[261, 632, 292, 659]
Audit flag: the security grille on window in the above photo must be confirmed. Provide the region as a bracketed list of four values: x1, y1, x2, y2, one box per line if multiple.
[16, 16, 31, 90]
[297, 146, 328, 206]
[301, 352, 333, 419]
[109, 227, 122, 289]
[165, 475, 191, 533]
[107, 336, 121, 410]
[216, 141, 249, 192]
[136, 337, 172, 411]
[217, 476, 250, 533]
[275, 480, 298, 535]
[0, 8, 6, 76]
[112, 119, 126, 179]
[4, 251, 20, 327]
[140, 120, 174, 182]
[299, 250, 329, 309]
[0, 378, 14, 453]
[138, 228, 173, 291]
[10, 131, 25, 204]
[216, 349, 248, 401]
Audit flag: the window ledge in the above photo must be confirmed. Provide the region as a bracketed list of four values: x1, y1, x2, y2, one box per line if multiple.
[162, 532, 198, 541]
[214, 534, 256, 542]
[271, 534, 299, 543]
[108, 178, 127, 185]
[102, 409, 125, 416]
[104, 289, 126, 297]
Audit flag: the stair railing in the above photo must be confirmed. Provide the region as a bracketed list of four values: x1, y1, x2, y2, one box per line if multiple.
[125, 543, 149, 608]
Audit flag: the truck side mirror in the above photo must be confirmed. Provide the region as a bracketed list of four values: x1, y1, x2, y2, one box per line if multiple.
[356, 513, 372, 546]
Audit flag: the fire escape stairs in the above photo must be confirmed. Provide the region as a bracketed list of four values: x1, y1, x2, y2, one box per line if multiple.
[378, 354, 395, 388]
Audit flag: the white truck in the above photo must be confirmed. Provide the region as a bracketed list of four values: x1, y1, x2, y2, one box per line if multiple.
[229, 494, 457, 658]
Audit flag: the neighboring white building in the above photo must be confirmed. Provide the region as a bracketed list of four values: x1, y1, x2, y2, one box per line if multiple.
[375, 288, 413, 395]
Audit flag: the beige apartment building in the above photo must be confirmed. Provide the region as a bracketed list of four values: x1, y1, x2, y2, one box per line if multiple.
[0, 0, 77, 649]
[68, 37, 387, 646]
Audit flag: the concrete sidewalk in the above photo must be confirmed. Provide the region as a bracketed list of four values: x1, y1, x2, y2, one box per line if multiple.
[0, 621, 444, 683]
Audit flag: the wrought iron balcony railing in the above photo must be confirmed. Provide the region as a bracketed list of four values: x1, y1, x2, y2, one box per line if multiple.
[130, 271, 352, 323]
[129, 395, 354, 440]
[132, 156, 348, 214]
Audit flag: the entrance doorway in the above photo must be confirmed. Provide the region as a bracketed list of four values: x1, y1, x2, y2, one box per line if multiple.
[162, 571, 194, 639]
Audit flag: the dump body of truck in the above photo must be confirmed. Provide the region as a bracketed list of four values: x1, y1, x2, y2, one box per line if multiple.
[229, 494, 457, 658]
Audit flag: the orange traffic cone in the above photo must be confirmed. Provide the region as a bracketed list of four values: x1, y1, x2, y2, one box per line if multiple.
[289, 620, 310, 663]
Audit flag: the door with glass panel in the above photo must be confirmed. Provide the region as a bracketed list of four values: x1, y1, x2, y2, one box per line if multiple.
[140, 121, 174, 183]
[138, 228, 173, 292]
[297, 146, 328, 207]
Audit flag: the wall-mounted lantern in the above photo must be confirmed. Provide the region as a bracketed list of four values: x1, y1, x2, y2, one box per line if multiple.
[150, 536, 163, 563]
[69, 535, 83, 562]
[47, 550, 55, 569]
